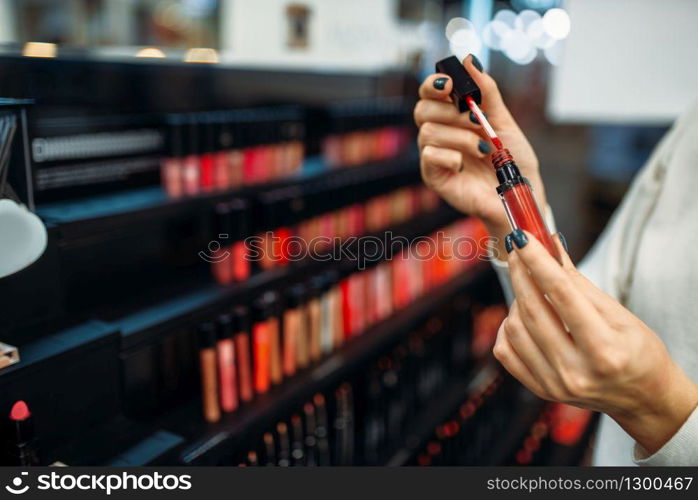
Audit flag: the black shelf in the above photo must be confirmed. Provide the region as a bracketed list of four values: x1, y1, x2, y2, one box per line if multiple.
[112, 204, 464, 350]
[149, 264, 493, 465]
[480, 388, 546, 465]
[37, 151, 418, 229]
[385, 361, 500, 466]
[49, 416, 185, 466]
[27, 151, 422, 326]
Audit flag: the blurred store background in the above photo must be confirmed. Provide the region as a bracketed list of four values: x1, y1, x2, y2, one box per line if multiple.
[0, 0, 696, 467]
[1, 0, 694, 254]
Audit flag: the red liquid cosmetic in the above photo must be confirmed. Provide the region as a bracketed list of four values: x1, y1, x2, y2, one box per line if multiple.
[464, 95, 559, 261]
[491, 149, 560, 260]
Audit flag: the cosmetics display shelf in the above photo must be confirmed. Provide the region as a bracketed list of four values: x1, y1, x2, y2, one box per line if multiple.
[46, 418, 185, 466]
[35, 151, 418, 228]
[0, 205, 475, 466]
[384, 361, 500, 466]
[479, 391, 547, 465]
[149, 264, 493, 465]
[111, 203, 462, 350]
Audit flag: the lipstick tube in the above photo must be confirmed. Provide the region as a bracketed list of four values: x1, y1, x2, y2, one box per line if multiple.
[276, 422, 291, 467]
[252, 295, 273, 395]
[267, 293, 283, 386]
[5, 401, 40, 466]
[198, 322, 221, 423]
[182, 114, 201, 196]
[303, 402, 318, 466]
[212, 202, 234, 285]
[493, 149, 560, 260]
[262, 432, 276, 466]
[290, 414, 305, 466]
[199, 113, 216, 192]
[232, 306, 254, 403]
[161, 114, 185, 199]
[307, 278, 323, 362]
[228, 199, 251, 283]
[283, 284, 305, 376]
[216, 313, 238, 413]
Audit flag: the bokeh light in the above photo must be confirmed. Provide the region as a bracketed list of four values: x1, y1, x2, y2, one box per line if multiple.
[482, 21, 508, 51]
[135, 47, 166, 58]
[445, 17, 474, 41]
[515, 10, 541, 32]
[449, 28, 482, 61]
[444, 7, 569, 66]
[542, 8, 571, 40]
[493, 9, 517, 29]
[502, 29, 533, 63]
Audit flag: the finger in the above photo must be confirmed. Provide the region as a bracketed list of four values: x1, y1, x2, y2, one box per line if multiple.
[493, 320, 548, 398]
[508, 248, 576, 368]
[420, 145, 462, 176]
[552, 234, 628, 324]
[503, 303, 565, 393]
[419, 73, 453, 101]
[418, 122, 488, 159]
[511, 230, 608, 350]
[463, 54, 510, 117]
[414, 99, 484, 131]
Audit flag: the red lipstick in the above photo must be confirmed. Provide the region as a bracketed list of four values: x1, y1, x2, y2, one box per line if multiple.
[6, 400, 40, 466]
[10, 401, 30, 421]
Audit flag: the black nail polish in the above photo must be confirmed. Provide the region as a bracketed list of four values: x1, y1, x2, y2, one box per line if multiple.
[469, 111, 486, 124]
[433, 77, 448, 90]
[505, 235, 514, 254]
[478, 140, 491, 154]
[511, 229, 528, 249]
[558, 232, 569, 253]
[471, 54, 483, 73]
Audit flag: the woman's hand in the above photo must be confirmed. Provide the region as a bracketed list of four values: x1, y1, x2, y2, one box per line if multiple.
[414, 54, 543, 255]
[494, 230, 698, 454]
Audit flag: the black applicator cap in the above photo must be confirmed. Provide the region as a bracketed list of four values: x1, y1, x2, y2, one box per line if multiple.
[435, 55, 481, 113]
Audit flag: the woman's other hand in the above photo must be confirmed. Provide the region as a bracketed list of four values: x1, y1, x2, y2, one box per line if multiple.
[494, 230, 698, 455]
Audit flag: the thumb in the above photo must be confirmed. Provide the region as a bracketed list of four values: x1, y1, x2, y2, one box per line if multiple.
[462, 54, 510, 118]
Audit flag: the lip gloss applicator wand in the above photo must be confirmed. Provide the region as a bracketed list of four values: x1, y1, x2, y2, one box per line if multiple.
[435, 55, 560, 261]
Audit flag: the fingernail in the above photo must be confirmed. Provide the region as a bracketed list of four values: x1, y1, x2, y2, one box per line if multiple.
[470, 54, 483, 73]
[558, 232, 569, 253]
[511, 229, 528, 249]
[505, 234, 514, 253]
[478, 140, 491, 154]
[469, 111, 487, 124]
[434, 77, 448, 90]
